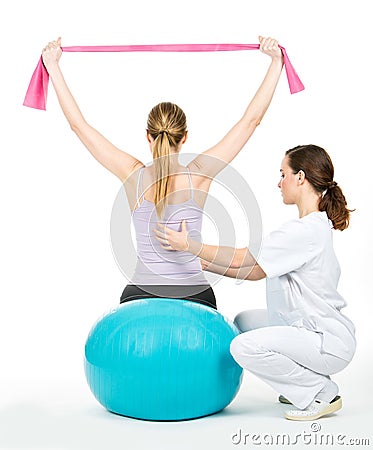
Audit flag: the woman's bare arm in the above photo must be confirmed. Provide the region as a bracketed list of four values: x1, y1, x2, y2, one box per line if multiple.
[42, 38, 144, 182]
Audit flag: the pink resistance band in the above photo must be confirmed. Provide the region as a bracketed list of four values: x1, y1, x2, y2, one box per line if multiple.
[23, 43, 304, 111]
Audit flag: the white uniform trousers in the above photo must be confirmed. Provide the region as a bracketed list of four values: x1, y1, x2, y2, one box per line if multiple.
[230, 309, 350, 409]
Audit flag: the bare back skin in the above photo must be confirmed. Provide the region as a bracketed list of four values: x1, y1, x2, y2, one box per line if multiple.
[125, 163, 214, 212]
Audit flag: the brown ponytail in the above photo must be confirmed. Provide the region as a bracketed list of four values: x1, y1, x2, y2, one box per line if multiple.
[286, 145, 354, 230]
[147, 102, 187, 217]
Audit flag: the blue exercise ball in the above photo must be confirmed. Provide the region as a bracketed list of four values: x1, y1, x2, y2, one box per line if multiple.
[84, 298, 243, 421]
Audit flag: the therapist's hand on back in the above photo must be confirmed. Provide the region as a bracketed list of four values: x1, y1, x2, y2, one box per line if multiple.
[154, 220, 190, 252]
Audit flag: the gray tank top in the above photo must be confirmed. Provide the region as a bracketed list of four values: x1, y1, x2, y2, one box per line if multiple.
[130, 167, 208, 285]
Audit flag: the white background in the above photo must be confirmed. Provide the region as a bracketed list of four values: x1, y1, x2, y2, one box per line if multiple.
[1, 0, 372, 449]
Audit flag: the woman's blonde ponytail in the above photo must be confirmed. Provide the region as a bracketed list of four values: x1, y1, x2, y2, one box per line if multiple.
[147, 103, 187, 217]
[152, 131, 172, 217]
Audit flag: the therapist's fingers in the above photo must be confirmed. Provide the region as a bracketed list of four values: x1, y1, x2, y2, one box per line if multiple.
[160, 244, 176, 251]
[154, 224, 170, 239]
[153, 227, 165, 237]
[153, 226, 175, 250]
[154, 221, 189, 252]
[153, 229, 168, 245]
[156, 223, 169, 232]
[153, 227, 176, 249]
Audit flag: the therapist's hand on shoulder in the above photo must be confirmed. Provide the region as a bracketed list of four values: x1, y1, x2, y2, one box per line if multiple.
[154, 220, 190, 252]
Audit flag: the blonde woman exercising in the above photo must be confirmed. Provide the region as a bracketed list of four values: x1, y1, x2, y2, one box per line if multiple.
[41, 36, 284, 309]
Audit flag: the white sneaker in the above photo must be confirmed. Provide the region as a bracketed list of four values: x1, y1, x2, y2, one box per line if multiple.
[284, 396, 342, 421]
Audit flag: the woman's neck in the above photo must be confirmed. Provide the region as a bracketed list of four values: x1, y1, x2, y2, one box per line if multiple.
[297, 193, 321, 218]
[169, 156, 184, 172]
[149, 155, 185, 174]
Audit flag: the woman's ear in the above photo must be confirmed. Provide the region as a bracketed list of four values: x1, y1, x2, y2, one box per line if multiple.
[146, 130, 154, 144]
[182, 131, 188, 144]
[298, 170, 306, 184]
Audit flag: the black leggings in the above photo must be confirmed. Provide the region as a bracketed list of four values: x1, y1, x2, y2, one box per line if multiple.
[120, 284, 217, 309]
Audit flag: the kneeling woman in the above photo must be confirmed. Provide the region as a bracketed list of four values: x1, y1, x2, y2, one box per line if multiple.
[155, 144, 356, 421]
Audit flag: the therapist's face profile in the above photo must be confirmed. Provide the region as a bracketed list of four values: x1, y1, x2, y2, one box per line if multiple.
[278, 157, 298, 205]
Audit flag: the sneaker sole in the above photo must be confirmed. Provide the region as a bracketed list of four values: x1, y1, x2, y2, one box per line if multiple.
[284, 396, 342, 421]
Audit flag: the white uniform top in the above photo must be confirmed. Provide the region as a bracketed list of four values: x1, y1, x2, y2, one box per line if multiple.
[256, 211, 356, 362]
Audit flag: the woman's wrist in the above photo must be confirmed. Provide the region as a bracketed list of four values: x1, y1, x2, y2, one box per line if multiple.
[43, 61, 60, 75]
[271, 54, 284, 66]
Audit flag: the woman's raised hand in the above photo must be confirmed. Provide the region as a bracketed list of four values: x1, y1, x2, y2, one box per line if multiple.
[42, 37, 62, 69]
[258, 36, 282, 60]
